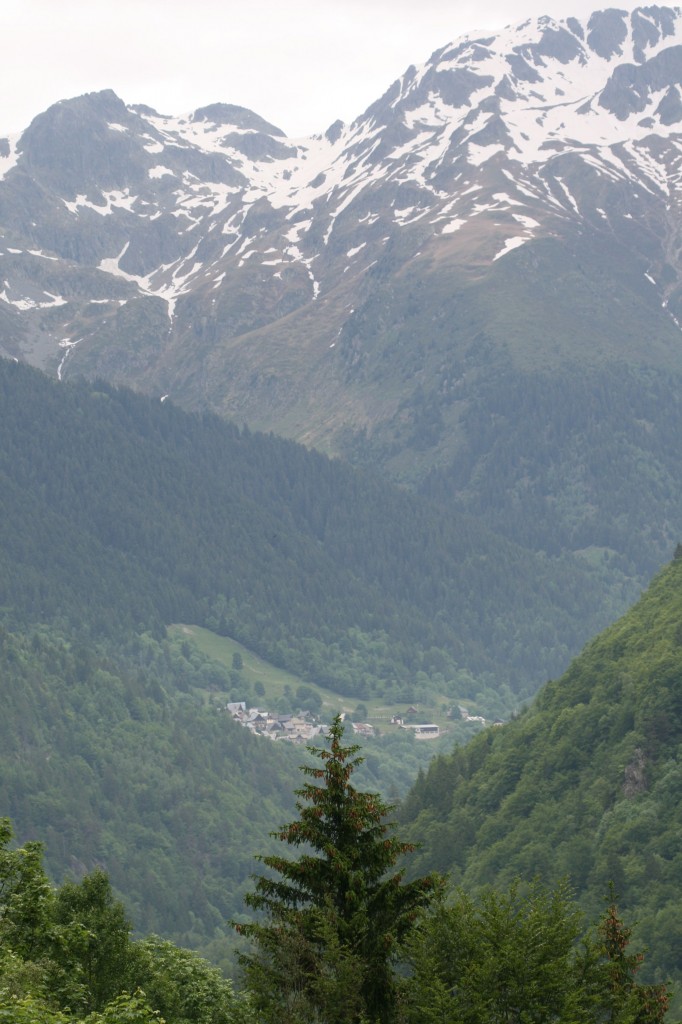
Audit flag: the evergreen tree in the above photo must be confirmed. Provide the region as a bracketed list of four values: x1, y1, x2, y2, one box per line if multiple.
[579, 898, 670, 1024]
[404, 882, 671, 1024]
[236, 716, 438, 1024]
[404, 880, 586, 1024]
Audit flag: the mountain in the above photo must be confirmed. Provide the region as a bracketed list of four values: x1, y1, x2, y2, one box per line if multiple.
[400, 551, 682, 1003]
[2, 7, 682, 593]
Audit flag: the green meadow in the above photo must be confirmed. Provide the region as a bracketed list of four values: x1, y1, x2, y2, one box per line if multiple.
[168, 623, 484, 736]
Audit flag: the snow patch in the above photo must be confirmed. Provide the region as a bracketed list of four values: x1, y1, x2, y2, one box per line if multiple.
[57, 338, 82, 380]
[554, 177, 581, 215]
[512, 213, 540, 228]
[0, 287, 67, 311]
[63, 190, 138, 216]
[493, 236, 528, 260]
[149, 165, 174, 179]
[468, 142, 505, 166]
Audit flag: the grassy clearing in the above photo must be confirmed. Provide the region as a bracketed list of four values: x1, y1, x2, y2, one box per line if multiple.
[168, 624, 462, 732]
[169, 624, 354, 713]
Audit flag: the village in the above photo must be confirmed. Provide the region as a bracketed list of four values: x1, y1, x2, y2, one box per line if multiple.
[221, 701, 491, 743]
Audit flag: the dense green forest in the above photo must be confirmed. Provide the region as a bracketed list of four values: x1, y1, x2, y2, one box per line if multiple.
[400, 554, 682, 1011]
[0, 623, 302, 962]
[0, 817, 255, 1023]
[418, 364, 682, 581]
[0, 357, 632, 705]
[0, 354, 636, 961]
[1, 721, 670, 1023]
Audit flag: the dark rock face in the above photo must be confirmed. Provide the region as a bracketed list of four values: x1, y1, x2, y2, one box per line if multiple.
[506, 53, 543, 82]
[587, 8, 629, 58]
[656, 84, 682, 123]
[422, 66, 496, 107]
[623, 747, 648, 797]
[191, 103, 285, 136]
[599, 45, 682, 118]
[219, 131, 295, 161]
[18, 91, 149, 194]
[534, 24, 586, 62]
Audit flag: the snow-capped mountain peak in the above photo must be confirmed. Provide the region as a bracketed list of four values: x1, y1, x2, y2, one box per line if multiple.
[2, 5, 682, 445]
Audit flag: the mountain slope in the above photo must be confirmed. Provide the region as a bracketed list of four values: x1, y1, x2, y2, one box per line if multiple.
[0, 357, 625, 704]
[400, 552, 682, 994]
[3, 7, 682, 590]
[0, 620, 303, 965]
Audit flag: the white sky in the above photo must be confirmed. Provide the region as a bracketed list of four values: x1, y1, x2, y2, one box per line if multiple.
[4, 0, 609, 139]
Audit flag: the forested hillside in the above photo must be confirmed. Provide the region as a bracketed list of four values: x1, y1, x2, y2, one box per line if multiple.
[400, 553, 682, 1002]
[418, 363, 682, 582]
[0, 357, 629, 703]
[0, 624, 302, 960]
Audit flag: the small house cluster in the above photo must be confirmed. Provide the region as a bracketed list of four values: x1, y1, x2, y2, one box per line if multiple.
[226, 703, 325, 743]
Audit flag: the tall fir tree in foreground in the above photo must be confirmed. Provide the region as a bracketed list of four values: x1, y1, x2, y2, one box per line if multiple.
[236, 715, 438, 1024]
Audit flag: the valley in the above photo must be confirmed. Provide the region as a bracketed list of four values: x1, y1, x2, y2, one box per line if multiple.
[2, 3, 682, 1017]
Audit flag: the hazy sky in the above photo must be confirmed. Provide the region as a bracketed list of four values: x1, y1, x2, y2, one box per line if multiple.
[5, 0, 607, 138]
